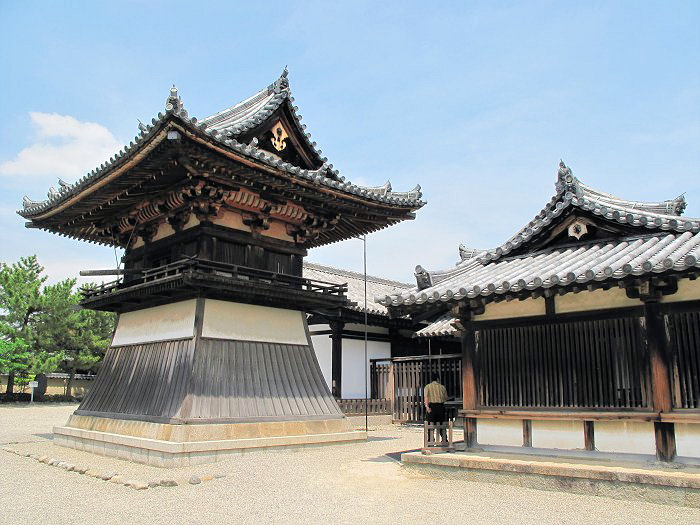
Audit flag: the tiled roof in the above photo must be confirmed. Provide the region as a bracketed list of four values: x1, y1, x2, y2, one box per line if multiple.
[302, 261, 411, 316]
[19, 69, 423, 219]
[379, 162, 700, 309]
[477, 161, 693, 266]
[382, 231, 700, 309]
[415, 314, 459, 338]
[458, 245, 486, 261]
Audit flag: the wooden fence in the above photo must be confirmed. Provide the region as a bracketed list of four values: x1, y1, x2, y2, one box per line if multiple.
[338, 354, 462, 422]
[337, 398, 391, 415]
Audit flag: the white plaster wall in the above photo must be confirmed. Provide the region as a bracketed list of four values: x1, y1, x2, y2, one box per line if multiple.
[661, 278, 700, 303]
[477, 419, 523, 447]
[112, 299, 196, 346]
[555, 287, 639, 314]
[341, 338, 390, 399]
[594, 421, 656, 455]
[309, 325, 332, 391]
[675, 423, 700, 459]
[531, 420, 584, 450]
[474, 297, 546, 321]
[202, 300, 307, 345]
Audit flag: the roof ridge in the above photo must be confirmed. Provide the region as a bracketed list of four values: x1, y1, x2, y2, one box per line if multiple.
[474, 160, 699, 265]
[303, 261, 412, 288]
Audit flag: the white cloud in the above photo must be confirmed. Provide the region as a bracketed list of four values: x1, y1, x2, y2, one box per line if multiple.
[0, 112, 121, 182]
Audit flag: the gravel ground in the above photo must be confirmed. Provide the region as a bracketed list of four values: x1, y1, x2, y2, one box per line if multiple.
[1, 403, 698, 524]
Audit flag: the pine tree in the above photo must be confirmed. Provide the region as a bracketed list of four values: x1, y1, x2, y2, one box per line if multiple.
[0, 256, 46, 395]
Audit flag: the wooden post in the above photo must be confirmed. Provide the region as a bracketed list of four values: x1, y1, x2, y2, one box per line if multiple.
[583, 421, 595, 451]
[644, 300, 676, 461]
[522, 420, 532, 447]
[330, 320, 344, 398]
[388, 361, 396, 422]
[462, 320, 478, 448]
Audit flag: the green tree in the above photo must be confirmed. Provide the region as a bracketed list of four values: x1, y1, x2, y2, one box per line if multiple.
[0, 256, 116, 398]
[0, 339, 31, 386]
[0, 256, 45, 395]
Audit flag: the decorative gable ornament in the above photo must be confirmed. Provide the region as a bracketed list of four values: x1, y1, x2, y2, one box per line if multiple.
[270, 121, 288, 152]
[567, 219, 589, 240]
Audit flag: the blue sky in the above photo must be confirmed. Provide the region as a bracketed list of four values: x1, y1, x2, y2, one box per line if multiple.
[1, 1, 698, 284]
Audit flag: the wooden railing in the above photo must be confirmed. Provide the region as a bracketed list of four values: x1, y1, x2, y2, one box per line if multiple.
[80, 257, 348, 301]
[337, 398, 391, 415]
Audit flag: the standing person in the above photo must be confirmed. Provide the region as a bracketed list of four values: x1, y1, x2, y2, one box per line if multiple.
[424, 374, 448, 443]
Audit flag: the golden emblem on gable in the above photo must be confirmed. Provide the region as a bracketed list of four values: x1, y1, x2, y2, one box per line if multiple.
[270, 121, 288, 152]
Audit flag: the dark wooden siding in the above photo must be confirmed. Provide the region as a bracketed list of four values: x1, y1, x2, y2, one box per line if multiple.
[77, 339, 195, 420]
[187, 339, 342, 420]
[669, 310, 700, 409]
[478, 317, 651, 409]
[76, 337, 343, 422]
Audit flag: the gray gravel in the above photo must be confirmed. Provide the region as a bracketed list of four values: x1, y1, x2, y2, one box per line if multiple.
[0, 403, 698, 524]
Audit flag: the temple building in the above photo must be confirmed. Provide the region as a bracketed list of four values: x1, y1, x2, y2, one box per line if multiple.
[303, 262, 448, 399]
[19, 70, 424, 466]
[381, 162, 700, 463]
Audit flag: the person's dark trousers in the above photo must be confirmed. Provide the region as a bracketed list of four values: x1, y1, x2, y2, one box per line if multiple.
[426, 402, 447, 443]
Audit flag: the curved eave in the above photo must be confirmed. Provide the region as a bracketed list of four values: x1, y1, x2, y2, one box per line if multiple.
[382, 233, 700, 312]
[20, 111, 425, 224]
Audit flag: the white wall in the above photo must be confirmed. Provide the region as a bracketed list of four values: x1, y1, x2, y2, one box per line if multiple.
[202, 300, 307, 344]
[112, 299, 197, 346]
[478, 419, 523, 447]
[594, 421, 656, 455]
[531, 420, 584, 450]
[675, 423, 700, 459]
[308, 323, 391, 399]
[309, 327, 332, 391]
[341, 338, 390, 399]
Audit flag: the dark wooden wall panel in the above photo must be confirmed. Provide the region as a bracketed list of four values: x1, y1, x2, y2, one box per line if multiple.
[77, 339, 195, 419]
[669, 310, 700, 409]
[478, 317, 651, 409]
[76, 337, 343, 422]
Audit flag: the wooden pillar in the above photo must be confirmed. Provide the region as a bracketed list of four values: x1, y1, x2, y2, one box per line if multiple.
[330, 320, 344, 398]
[388, 327, 400, 358]
[388, 361, 396, 421]
[461, 320, 478, 448]
[583, 421, 595, 451]
[522, 420, 532, 447]
[644, 300, 676, 461]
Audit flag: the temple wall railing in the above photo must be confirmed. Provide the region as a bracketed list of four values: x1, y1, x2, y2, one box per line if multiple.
[80, 257, 348, 302]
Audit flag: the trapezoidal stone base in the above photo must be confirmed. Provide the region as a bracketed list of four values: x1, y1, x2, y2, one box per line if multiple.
[54, 415, 365, 468]
[54, 299, 365, 466]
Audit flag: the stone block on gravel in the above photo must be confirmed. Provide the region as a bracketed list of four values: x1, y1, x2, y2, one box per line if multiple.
[100, 472, 117, 481]
[109, 475, 126, 484]
[147, 481, 160, 488]
[48, 458, 59, 466]
[200, 474, 213, 482]
[160, 479, 178, 487]
[213, 474, 226, 479]
[38, 455, 48, 463]
[126, 480, 148, 490]
[188, 476, 201, 485]
[74, 466, 88, 474]
[85, 469, 101, 478]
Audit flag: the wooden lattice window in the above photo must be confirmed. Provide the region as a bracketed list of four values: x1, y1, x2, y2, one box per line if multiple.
[668, 310, 700, 409]
[478, 316, 651, 409]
